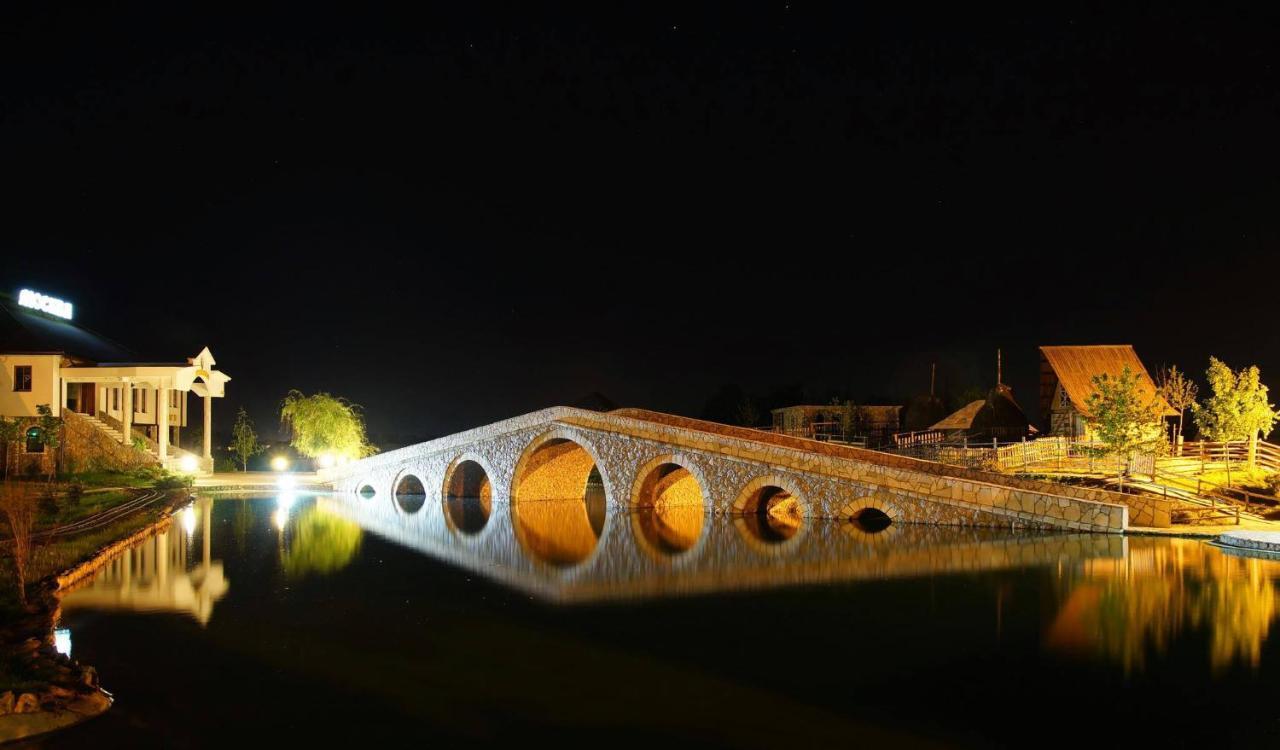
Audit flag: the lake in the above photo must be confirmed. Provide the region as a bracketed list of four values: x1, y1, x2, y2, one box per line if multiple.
[34, 492, 1280, 748]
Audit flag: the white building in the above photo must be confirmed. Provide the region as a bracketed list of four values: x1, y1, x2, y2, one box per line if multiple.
[0, 288, 230, 473]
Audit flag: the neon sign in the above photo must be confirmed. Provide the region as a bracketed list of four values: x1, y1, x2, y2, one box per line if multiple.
[17, 289, 73, 320]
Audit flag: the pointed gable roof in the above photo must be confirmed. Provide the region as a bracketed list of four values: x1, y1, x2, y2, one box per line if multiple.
[1039, 345, 1174, 417]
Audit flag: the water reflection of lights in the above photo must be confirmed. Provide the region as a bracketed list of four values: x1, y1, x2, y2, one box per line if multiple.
[54, 628, 71, 657]
[277, 474, 297, 491]
[274, 493, 297, 529]
[182, 504, 198, 535]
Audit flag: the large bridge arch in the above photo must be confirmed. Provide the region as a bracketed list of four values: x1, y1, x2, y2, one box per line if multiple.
[628, 453, 711, 560]
[509, 428, 616, 567]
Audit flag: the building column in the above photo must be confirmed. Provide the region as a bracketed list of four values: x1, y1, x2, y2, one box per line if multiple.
[122, 381, 133, 446]
[59, 378, 68, 417]
[203, 393, 212, 461]
[158, 385, 170, 461]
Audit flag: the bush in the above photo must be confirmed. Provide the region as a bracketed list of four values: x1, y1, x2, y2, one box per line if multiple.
[66, 482, 84, 504]
[38, 490, 60, 517]
[153, 471, 193, 491]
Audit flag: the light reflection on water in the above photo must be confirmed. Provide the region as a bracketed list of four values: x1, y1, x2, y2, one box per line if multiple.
[56, 493, 1280, 675]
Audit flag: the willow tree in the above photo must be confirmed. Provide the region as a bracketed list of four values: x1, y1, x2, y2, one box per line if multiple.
[279, 390, 374, 462]
[1084, 366, 1166, 472]
[1192, 357, 1278, 468]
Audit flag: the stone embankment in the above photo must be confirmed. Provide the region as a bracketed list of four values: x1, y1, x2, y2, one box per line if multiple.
[0, 489, 192, 743]
[1216, 531, 1280, 558]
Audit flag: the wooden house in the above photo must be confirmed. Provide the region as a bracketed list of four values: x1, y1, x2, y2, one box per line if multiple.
[1038, 345, 1173, 438]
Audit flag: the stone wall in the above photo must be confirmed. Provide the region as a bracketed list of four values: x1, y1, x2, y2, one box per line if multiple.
[324, 407, 1129, 533]
[0, 412, 153, 478]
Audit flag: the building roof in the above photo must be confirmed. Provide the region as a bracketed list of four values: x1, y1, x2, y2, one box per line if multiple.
[930, 383, 1033, 438]
[1039, 345, 1174, 417]
[931, 400, 986, 430]
[0, 295, 136, 362]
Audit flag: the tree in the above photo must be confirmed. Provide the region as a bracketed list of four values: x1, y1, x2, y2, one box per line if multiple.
[1084, 366, 1166, 469]
[1192, 357, 1279, 467]
[0, 418, 20, 480]
[1157, 365, 1198, 440]
[0, 482, 38, 606]
[34, 404, 63, 483]
[734, 396, 761, 428]
[279, 390, 374, 462]
[230, 407, 263, 471]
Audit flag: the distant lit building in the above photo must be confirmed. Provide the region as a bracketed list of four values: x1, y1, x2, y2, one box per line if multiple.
[0, 288, 230, 472]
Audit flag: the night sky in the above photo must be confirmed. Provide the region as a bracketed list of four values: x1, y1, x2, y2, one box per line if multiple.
[6, 4, 1280, 444]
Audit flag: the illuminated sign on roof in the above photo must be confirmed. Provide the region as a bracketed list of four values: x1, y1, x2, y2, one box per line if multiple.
[17, 288, 73, 320]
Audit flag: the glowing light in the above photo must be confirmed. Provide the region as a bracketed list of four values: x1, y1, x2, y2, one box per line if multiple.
[277, 474, 297, 491]
[54, 628, 71, 657]
[179, 454, 199, 473]
[277, 491, 296, 511]
[273, 508, 289, 530]
[17, 288, 73, 320]
[182, 504, 197, 535]
[317, 453, 335, 469]
[270, 455, 290, 472]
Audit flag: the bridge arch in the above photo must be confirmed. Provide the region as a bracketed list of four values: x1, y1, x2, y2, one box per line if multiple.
[391, 470, 428, 515]
[629, 454, 709, 559]
[357, 483, 377, 499]
[732, 474, 808, 553]
[510, 428, 613, 567]
[839, 495, 902, 532]
[442, 453, 496, 536]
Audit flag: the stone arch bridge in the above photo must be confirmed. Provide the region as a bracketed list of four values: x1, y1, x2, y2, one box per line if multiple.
[321, 408, 1131, 537]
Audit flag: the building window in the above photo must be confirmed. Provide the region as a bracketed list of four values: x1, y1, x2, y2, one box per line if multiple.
[112, 387, 119, 411]
[25, 426, 43, 453]
[13, 366, 32, 392]
[134, 388, 145, 414]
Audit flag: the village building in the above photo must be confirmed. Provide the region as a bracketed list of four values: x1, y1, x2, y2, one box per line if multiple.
[770, 403, 902, 444]
[1038, 345, 1173, 439]
[0, 288, 230, 474]
[930, 383, 1034, 442]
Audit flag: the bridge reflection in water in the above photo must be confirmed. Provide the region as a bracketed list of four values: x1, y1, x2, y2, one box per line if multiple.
[326, 487, 1126, 602]
[54, 491, 1280, 674]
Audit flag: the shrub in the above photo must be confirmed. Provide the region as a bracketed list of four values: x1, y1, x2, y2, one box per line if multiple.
[38, 490, 60, 517]
[153, 472, 193, 491]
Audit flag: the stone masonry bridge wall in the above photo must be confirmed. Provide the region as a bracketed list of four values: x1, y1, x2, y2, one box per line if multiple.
[322, 407, 1128, 533]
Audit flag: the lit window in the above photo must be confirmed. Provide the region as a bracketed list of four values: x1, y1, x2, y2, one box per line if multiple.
[25, 426, 43, 453]
[13, 366, 32, 392]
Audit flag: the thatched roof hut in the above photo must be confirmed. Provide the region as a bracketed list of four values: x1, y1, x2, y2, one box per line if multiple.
[930, 384, 1031, 441]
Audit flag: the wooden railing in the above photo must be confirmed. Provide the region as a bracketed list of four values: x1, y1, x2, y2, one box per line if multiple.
[1177, 439, 1280, 474]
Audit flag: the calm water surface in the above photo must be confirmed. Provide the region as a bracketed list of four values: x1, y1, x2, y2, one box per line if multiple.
[29, 492, 1280, 748]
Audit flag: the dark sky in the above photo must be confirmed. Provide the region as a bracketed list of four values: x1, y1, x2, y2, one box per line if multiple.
[5, 4, 1280, 442]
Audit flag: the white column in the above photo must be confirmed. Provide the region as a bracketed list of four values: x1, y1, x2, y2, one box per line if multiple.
[122, 381, 133, 445]
[203, 393, 212, 460]
[158, 385, 170, 461]
[59, 378, 68, 417]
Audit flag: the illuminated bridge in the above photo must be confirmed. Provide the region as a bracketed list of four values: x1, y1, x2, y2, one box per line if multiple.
[320, 409, 1136, 565]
